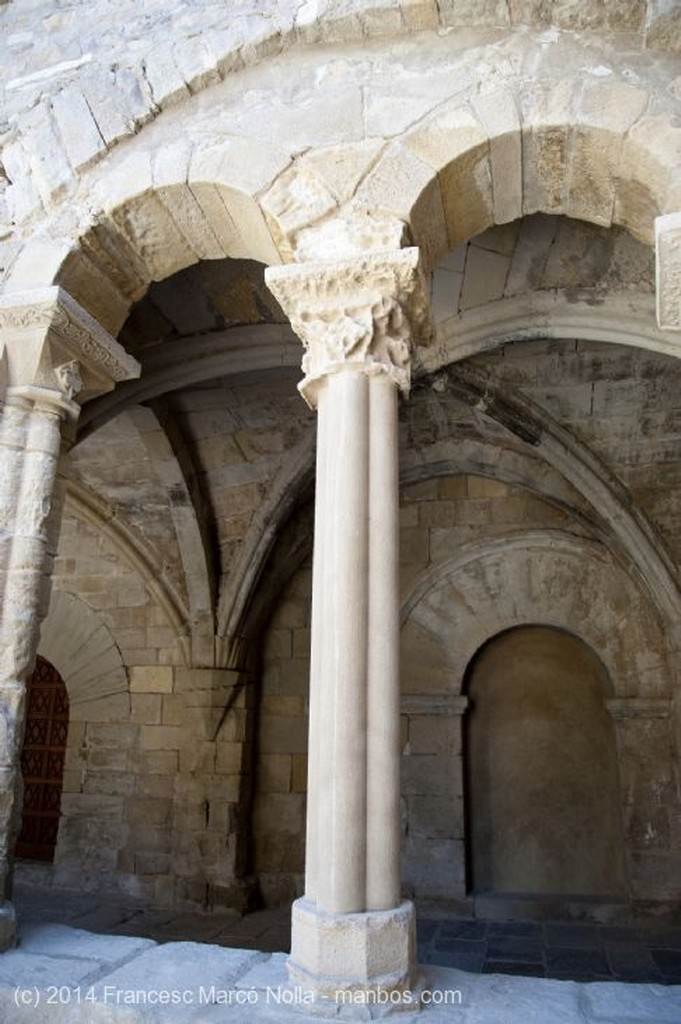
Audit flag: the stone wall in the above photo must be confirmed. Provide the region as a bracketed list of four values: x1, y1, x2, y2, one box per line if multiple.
[28, 514, 254, 909]
[249, 331, 681, 911]
[1, 0, 677, 923]
[1, 0, 676, 242]
[22, 316, 678, 914]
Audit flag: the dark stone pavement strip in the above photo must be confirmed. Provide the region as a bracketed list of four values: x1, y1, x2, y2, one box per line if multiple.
[651, 948, 681, 973]
[436, 919, 489, 940]
[486, 934, 545, 962]
[544, 922, 604, 949]
[483, 961, 545, 976]
[416, 919, 439, 942]
[13, 884, 681, 986]
[423, 946, 487, 972]
[603, 939, 662, 981]
[545, 947, 611, 978]
[487, 920, 543, 938]
[417, 917, 681, 984]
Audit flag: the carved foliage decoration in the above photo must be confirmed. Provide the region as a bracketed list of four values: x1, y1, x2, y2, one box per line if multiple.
[0, 286, 139, 391]
[266, 248, 432, 405]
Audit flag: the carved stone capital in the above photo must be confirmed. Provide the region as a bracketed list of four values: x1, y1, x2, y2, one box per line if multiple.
[655, 212, 681, 331]
[265, 248, 432, 407]
[0, 286, 140, 402]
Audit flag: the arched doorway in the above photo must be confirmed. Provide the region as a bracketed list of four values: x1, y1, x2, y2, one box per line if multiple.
[464, 625, 626, 899]
[15, 656, 70, 862]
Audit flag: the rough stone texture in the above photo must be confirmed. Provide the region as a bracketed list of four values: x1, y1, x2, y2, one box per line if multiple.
[253, 446, 679, 908]
[656, 212, 681, 330]
[0, 924, 678, 1023]
[288, 898, 416, 997]
[0, 4, 679, 994]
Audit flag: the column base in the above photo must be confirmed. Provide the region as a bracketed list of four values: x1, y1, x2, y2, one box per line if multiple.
[288, 897, 416, 1002]
[0, 902, 16, 952]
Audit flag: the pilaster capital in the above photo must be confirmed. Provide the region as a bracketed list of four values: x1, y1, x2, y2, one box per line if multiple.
[265, 248, 432, 407]
[655, 212, 681, 332]
[0, 286, 140, 407]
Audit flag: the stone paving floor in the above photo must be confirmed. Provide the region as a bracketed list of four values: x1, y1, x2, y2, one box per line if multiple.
[3, 882, 680, 1024]
[12, 880, 681, 985]
[416, 916, 681, 985]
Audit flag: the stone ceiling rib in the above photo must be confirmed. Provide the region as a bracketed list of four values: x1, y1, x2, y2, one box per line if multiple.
[77, 324, 300, 440]
[126, 403, 216, 667]
[65, 480, 192, 664]
[443, 365, 681, 638]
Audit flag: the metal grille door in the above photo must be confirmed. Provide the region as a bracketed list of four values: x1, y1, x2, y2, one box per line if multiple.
[15, 657, 69, 862]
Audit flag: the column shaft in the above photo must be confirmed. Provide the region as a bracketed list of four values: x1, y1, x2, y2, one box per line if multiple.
[304, 380, 330, 902]
[0, 393, 70, 947]
[264, 249, 429, 997]
[366, 373, 401, 910]
[318, 370, 369, 914]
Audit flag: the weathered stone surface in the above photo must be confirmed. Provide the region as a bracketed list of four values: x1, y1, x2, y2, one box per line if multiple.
[655, 212, 681, 331]
[0, 6, 680, 980]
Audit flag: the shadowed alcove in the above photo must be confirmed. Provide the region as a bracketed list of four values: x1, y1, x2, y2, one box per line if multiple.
[464, 625, 627, 900]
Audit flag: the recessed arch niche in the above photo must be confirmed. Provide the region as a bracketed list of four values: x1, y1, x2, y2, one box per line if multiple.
[464, 624, 627, 899]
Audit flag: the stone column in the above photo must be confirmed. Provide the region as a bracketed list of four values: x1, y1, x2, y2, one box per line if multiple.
[0, 288, 139, 950]
[266, 249, 431, 999]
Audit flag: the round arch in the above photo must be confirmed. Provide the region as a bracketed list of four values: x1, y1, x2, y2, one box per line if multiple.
[4, 41, 679, 331]
[293, 79, 679, 271]
[398, 529, 674, 903]
[39, 589, 128, 713]
[400, 528, 672, 701]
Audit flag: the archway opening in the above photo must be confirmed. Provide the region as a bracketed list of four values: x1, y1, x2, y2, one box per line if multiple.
[464, 625, 626, 901]
[15, 657, 70, 863]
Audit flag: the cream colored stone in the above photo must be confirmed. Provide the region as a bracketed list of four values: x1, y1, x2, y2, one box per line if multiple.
[129, 666, 174, 693]
[51, 86, 108, 172]
[468, 475, 509, 498]
[288, 898, 416, 998]
[459, 246, 510, 310]
[266, 248, 432, 405]
[156, 178, 226, 263]
[0, 284, 137, 403]
[402, 0, 439, 30]
[405, 102, 488, 174]
[471, 89, 523, 225]
[655, 212, 681, 331]
[355, 143, 438, 229]
[566, 127, 619, 226]
[431, 265, 464, 324]
[293, 205, 408, 262]
[297, 140, 385, 204]
[1, 1, 681, 979]
[18, 100, 73, 204]
[261, 165, 338, 258]
[112, 192, 197, 283]
[617, 116, 681, 243]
